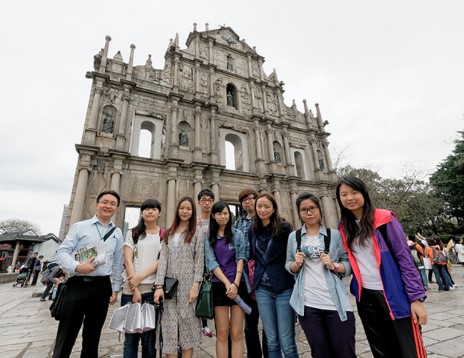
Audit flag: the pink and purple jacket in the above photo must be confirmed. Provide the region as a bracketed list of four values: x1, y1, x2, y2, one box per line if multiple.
[340, 209, 426, 319]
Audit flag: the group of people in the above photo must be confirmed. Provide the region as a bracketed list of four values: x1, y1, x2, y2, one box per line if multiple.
[51, 176, 430, 358]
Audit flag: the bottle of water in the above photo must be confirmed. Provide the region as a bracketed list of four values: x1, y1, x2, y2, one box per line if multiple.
[233, 295, 252, 315]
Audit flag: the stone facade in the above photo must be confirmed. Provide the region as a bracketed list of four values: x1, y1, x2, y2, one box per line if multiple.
[66, 24, 339, 233]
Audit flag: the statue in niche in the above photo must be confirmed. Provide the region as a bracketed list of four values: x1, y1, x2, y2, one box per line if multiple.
[102, 113, 114, 133]
[179, 129, 189, 146]
[274, 149, 281, 162]
[199, 43, 208, 59]
[252, 64, 259, 77]
[227, 91, 234, 106]
[227, 54, 234, 71]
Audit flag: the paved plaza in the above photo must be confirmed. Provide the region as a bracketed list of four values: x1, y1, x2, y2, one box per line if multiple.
[1, 265, 463, 358]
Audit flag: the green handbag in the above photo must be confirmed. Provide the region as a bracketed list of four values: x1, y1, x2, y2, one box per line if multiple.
[195, 276, 214, 319]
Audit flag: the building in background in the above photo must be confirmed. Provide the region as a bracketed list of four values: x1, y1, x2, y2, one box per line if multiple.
[65, 24, 338, 233]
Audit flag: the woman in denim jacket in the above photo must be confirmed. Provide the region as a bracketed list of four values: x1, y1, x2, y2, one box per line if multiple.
[204, 201, 251, 358]
[286, 193, 356, 358]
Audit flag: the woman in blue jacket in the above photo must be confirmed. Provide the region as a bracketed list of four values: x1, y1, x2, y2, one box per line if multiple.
[286, 193, 355, 358]
[336, 177, 427, 358]
[249, 193, 299, 358]
[204, 201, 250, 358]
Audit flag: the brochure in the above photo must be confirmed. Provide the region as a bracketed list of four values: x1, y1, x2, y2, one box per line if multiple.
[73, 242, 106, 266]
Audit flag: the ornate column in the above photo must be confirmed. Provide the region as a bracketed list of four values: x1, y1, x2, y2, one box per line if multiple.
[323, 138, 334, 172]
[266, 124, 274, 162]
[282, 126, 292, 173]
[116, 90, 130, 150]
[310, 135, 321, 171]
[99, 35, 111, 74]
[193, 105, 202, 162]
[166, 166, 178, 226]
[291, 190, 300, 228]
[304, 145, 316, 181]
[322, 196, 338, 228]
[170, 100, 179, 158]
[70, 168, 89, 226]
[126, 44, 136, 81]
[173, 56, 179, 92]
[84, 87, 103, 145]
[194, 62, 200, 93]
[210, 108, 218, 164]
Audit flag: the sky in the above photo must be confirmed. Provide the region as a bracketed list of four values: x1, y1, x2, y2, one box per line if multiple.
[1, 0, 463, 235]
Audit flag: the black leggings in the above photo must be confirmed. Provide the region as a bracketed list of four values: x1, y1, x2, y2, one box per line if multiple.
[357, 288, 426, 358]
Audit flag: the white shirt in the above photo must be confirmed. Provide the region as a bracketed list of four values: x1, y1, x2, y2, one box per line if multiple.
[352, 236, 383, 290]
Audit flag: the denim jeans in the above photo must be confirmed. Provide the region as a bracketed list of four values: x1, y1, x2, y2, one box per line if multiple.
[121, 292, 156, 358]
[255, 286, 299, 358]
[418, 268, 428, 289]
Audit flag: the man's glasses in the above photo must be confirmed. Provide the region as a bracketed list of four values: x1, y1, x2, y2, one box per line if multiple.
[99, 200, 118, 207]
[200, 198, 214, 204]
[242, 195, 256, 203]
[299, 206, 319, 214]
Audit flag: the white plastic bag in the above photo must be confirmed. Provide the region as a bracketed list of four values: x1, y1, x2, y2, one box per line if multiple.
[108, 302, 157, 334]
[108, 304, 129, 332]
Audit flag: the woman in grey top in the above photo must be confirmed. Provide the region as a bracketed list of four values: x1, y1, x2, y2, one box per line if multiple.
[286, 193, 355, 358]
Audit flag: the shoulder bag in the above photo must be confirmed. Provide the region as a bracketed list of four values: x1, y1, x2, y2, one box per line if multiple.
[195, 273, 214, 319]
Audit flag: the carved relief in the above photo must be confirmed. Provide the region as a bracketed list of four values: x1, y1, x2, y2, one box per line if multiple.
[240, 85, 251, 114]
[199, 43, 208, 60]
[179, 64, 194, 93]
[160, 60, 172, 86]
[215, 78, 224, 106]
[266, 90, 278, 114]
[200, 74, 208, 93]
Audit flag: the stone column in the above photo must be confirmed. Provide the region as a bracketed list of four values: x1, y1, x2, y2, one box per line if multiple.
[193, 106, 202, 162]
[70, 168, 89, 226]
[210, 108, 218, 164]
[266, 125, 274, 162]
[195, 62, 200, 93]
[273, 189, 281, 208]
[247, 54, 252, 77]
[310, 135, 321, 171]
[291, 191, 300, 229]
[322, 196, 338, 228]
[282, 127, 292, 172]
[304, 145, 316, 181]
[323, 138, 334, 172]
[116, 91, 130, 150]
[173, 57, 179, 92]
[170, 100, 179, 158]
[99, 35, 111, 74]
[126, 44, 136, 81]
[303, 99, 312, 130]
[84, 87, 103, 145]
[166, 177, 177, 227]
[209, 68, 215, 101]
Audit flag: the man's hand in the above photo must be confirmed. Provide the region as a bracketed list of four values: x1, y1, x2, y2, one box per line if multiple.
[109, 291, 118, 305]
[75, 257, 96, 274]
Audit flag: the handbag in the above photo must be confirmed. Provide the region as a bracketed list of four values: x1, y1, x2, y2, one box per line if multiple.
[49, 283, 67, 320]
[163, 277, 179, 299]
[195, 275, 214, 319]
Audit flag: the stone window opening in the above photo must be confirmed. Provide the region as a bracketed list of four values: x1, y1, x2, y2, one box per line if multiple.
[225, 133, 243, 171]
[294, 151, 305, 178]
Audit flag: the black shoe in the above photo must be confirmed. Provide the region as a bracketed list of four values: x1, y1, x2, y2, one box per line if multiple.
[40, 298, 46, 302]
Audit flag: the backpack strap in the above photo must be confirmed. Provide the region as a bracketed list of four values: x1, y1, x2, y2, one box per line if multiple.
[324, 228, 331, 254]
[296, 229, 302, 252]
[160, 228, 165, 240]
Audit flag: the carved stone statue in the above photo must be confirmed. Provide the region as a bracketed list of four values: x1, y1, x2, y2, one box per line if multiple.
[179, 129, 189, 146]
[102, 113, 114, 133]
[274, 149, 281, 162]
[227, 91, 234, 106]
[227, 54, 234, 71]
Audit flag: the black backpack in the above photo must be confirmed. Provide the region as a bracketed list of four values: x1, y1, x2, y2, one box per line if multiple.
[296, 228, 331, 253]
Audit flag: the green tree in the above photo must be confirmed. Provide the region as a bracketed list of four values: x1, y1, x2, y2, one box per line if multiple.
[0, 219, 41, 235]
[430, 131, 464, 228]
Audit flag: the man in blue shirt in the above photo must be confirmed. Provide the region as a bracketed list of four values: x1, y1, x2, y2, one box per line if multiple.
[52, 190, 125, 358]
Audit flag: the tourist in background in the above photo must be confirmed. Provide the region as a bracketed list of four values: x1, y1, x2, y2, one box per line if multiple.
[286, 193, 355, 358]
[425, 237, 453, 291]
[153, 196, 204, 358]
[249, 193, 299, 358]
[336, 177, 427, 358]
[205, 201, 250, 358]
[233, 188, 268, 358]
[121, 199, 163, 358]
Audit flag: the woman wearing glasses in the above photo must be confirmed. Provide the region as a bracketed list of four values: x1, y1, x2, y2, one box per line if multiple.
[286, 193, 355, 358]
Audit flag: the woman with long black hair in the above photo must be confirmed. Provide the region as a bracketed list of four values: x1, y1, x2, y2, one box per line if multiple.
[336, 176, 427, 358]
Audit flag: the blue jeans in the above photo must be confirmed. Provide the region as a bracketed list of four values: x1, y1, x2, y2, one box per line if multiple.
[255, 286, 299, 358]
[418, 268, 428, 289]
[121, 292, 156, 358]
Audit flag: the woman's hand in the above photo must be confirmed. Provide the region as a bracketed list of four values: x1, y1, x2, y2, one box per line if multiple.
[292, 251, 306, 272]
[132, 288, 142, 303]
[127, 274, 142, 290]
[320, 253, 334, 269]
[411, 300, 428, 325]
[153, 288, 164, 304]
[226, 282, 238, 299]
[189, 287, 199, 303]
